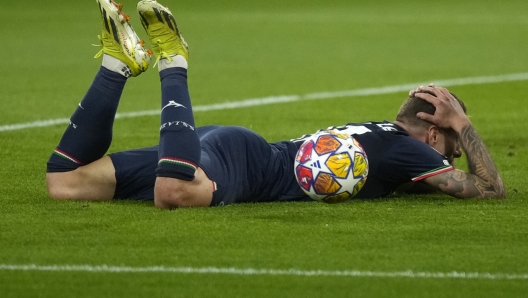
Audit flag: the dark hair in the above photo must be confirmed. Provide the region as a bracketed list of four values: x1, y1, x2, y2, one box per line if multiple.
[395, 90, 467, 128]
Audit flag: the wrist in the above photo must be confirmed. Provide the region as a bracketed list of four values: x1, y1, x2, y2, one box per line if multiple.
[452, 117, 472, 133]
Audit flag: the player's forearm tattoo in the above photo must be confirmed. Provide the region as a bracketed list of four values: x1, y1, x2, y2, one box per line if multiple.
[450, 125, 505, 198]
[430, 124, 505, 198]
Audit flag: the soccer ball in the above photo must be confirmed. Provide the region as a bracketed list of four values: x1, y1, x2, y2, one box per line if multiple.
[294, 130, 369, 203]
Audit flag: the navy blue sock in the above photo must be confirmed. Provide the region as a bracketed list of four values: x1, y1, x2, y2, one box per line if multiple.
[47, 67, 127, 172]
[156, 67, 200, 181]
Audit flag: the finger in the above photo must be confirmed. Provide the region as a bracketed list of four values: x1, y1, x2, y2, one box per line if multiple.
[417, 86, 448, 100]
[409, 87, 422, 96]
[436, 87, 452, 99]
[412, 86, 427, 96]
[416, 112, 435, 123]
[428, 83, 436, 87]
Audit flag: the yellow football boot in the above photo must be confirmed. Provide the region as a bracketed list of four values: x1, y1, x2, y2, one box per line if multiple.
[94, 0, 151, 77]
[137, 0, 189, 66]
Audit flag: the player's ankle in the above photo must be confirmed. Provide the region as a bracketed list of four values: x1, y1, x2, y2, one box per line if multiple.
[158, 55, 188, 71]
[102, 55, 133, 78]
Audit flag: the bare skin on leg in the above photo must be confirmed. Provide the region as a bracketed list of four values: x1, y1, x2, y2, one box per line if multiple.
[154, 168, 214, 209]
[46, 156, 116, 201]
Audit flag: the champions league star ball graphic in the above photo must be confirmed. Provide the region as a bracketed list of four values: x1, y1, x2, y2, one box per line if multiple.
[294, 130, 369, 203]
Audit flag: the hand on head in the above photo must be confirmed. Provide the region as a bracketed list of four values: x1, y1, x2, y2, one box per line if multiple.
[409, 85, 470, 132]
[408, 83, 436, 97]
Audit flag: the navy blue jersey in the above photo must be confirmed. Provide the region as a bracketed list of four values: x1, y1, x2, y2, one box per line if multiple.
[110, 126, 308, 205]
[109, 122, 452, 205]
[197, 126, 307, 205]
[291, 121, 453, 198]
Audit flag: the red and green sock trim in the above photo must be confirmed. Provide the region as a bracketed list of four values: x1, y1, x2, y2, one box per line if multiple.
[53, 148, 83, 165]
[158, 157, 198, 172]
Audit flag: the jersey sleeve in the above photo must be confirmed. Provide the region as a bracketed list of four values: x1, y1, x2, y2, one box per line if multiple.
[383, 137, 454, 183]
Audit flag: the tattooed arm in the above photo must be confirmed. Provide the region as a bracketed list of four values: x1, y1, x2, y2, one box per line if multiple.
[424, 124, 506, 198]
[414, 87, 506, 198]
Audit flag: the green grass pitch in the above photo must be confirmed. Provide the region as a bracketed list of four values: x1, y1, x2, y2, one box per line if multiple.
[1, 0, 528, 297]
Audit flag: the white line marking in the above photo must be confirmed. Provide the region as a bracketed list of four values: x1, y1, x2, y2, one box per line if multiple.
[0, 264, 527, 280]
[1, 72, 527, 133]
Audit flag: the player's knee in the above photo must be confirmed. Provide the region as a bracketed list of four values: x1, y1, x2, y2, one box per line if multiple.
[154, 186, 186, 209]
[46, 172, 81, 200]
[154, 177, 192, 209]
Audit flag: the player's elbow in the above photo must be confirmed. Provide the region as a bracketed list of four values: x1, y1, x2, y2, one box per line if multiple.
[491, 185, 507, 199]
[497, 179, 507, 198]
[494, 192, 507, 199]
[462, 183, 507, 199]
[485, 179, 507, 199]
[473, 190, 506, 199]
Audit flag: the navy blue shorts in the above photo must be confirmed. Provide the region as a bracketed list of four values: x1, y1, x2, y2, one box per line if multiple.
[109, 126, 308, 206]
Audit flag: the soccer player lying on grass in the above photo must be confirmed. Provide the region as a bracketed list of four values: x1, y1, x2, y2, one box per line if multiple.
[46, 0, 506, 209]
